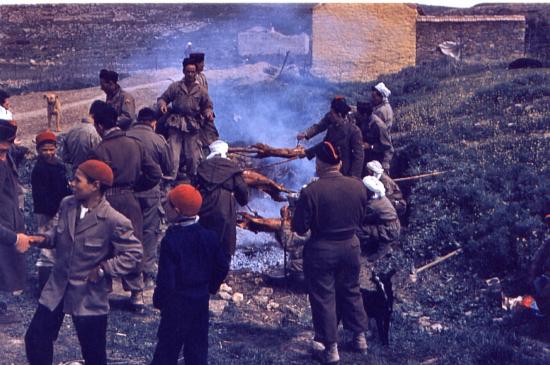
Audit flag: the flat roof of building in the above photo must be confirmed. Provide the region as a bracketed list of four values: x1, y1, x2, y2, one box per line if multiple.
[417, 15, 526, 22]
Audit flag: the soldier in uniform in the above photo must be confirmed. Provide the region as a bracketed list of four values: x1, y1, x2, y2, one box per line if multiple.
[297, 96, 364, 178]
[195, 140, 248, 260]
[157, 58, 215, 181]
[359, 176, 401, 263]
[99, 69, 136, 131]
[190, 52, 219, 148]
[365, 160, 406, 217]
[292, 141, 368, 364]
[62, 114, 101, 171]
[126, 108, 173, 288]
[89, 101, 162, 310]
[371, 82, 394, 130]
[354, 101, 393, 173]
[190, 52, 208, 91]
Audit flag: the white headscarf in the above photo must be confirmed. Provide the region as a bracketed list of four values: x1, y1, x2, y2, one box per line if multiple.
[362, 175, 386, 199]
[0, 105, 13, 121]
[366, 160, 384, 180]
[206, 140, 229, 159]
[374, 82, 391, 101]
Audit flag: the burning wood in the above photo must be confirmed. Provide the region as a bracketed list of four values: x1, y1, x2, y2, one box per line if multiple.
[230, 143, 305, 159]
[242, 170, 295, 202]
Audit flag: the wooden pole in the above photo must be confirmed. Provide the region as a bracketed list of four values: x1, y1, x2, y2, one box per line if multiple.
[394, 171, 447, 182]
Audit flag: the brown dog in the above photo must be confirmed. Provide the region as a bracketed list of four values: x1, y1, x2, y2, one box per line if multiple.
[43, 93, 62, 131]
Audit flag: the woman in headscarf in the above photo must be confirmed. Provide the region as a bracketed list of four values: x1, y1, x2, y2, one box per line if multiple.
[371, 82, 394, 130]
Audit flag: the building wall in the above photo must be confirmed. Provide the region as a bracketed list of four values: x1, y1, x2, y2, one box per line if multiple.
[311, 3, 417, 83]
[416, 16, 526, 64]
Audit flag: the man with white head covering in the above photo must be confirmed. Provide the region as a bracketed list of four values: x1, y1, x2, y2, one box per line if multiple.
[0, 91, 14, 121]
[366, 161, 407, 217]
[371, 82, 394, 130]
[195, 140, 248, 260]
[358, 175, 401, 262]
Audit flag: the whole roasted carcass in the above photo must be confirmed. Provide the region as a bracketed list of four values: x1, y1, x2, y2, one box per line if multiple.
[237, 206, 291, 234]
[242, 170, 294, 202]
[229, 143, 305, 159]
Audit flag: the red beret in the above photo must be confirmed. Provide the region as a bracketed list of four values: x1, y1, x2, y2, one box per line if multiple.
[36, 131, 56, 147]
[77, 160, 114, 187]
[168, 184, 202, 217]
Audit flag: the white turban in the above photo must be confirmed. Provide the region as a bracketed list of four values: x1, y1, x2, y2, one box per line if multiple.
[366, 160, 384, 180]
[374, 82, 391, 100]
[206, 140, 229, 159]
[362, 175, 386, 199]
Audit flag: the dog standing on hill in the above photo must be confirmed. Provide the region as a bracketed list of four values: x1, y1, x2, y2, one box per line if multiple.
[361, 269, 396, 346]
[43, 93, 61, 131]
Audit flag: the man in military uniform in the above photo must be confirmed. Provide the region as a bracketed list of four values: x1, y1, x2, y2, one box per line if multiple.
[127, 108, 173, 288]
[99, 69, 136, 131]
[353, 101, 393, 173]
[371, 82, 394, 130]
[89, 102, 162, 310]
[292, 141, 368, 364]
[157, 58, 215, 181]
[359, 176, 401, 264]
[190, 52, 208, 91]
[297, 96, 364, 178]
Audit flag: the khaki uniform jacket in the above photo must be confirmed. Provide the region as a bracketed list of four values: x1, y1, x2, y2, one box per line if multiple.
[380, 173, 407, 216]
[363, 114, 394, 171]
[62, 122, 102, 168]
[304, 112, 364, 178]
[197, 72, 208, 91]
[157, 80, 213, 119]
[106, 86, 136, 130]
[373, 100, 394, 130]
[39, 196, 143, 316]
[39, 196, 142, 316]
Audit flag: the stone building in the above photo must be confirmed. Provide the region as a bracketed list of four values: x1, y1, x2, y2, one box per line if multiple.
[416, 15, 526, 64]
[310, 3, 417, 83]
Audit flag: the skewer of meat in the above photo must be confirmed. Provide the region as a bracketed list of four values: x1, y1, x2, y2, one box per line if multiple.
[242, 170, 295, 202]
[229, 143, 305, 159]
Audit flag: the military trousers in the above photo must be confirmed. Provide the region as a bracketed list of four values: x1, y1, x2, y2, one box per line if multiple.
[303, 237, 367, 344]
[167, 128, 203, 180]
[137, 194, 162, 275]
[106, 190, 144, 292]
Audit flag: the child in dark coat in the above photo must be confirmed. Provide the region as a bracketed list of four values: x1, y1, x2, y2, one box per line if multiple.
[31, 131, 71, 290]
[151, 184, 229, 365]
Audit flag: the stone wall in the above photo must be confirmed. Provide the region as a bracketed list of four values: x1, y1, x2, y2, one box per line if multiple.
[311, 3, 417, 83]
[416, 16, 526, 64]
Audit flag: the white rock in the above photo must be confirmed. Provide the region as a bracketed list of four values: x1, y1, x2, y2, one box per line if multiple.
[219, 291, 232, 301]
[232, 292, 244, 304]
[267, 301, 280, 310]
[257, 287, 273, 297]
[219, 283, 232, 293]
[209, 299, 227, 317]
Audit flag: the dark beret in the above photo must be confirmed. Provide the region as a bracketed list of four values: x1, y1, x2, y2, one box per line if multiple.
[99, 69, 118, 83]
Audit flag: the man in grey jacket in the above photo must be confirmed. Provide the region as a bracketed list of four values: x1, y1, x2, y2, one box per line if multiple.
[25, 159, 142, 365]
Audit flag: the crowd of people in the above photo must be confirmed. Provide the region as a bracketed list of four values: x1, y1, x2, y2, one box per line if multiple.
[0, 51, 546, 365]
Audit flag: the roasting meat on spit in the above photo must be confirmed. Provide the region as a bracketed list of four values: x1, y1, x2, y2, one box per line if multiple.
[237, 206, 291, 234]
[242, 170, 294, 202]
[230, 143, 305, 159]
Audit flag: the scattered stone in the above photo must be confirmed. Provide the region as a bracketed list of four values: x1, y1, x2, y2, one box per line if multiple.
[219, 291, 232, 301]
[419, 316, 431, 327]
[430, 323, 444, 332]
[267, 301, 280, 310]
[253, 295, 269, 306]
[209, 299, 227, 317]
[257, 287, 273, 297]
[232, 292, 244, 304]
[219, 283, 232, 293]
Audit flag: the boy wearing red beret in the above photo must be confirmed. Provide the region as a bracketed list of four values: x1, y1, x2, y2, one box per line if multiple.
[25, 160, 142, 365]
[31, 131, 72, 290]
[151, 184, 229, 365]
